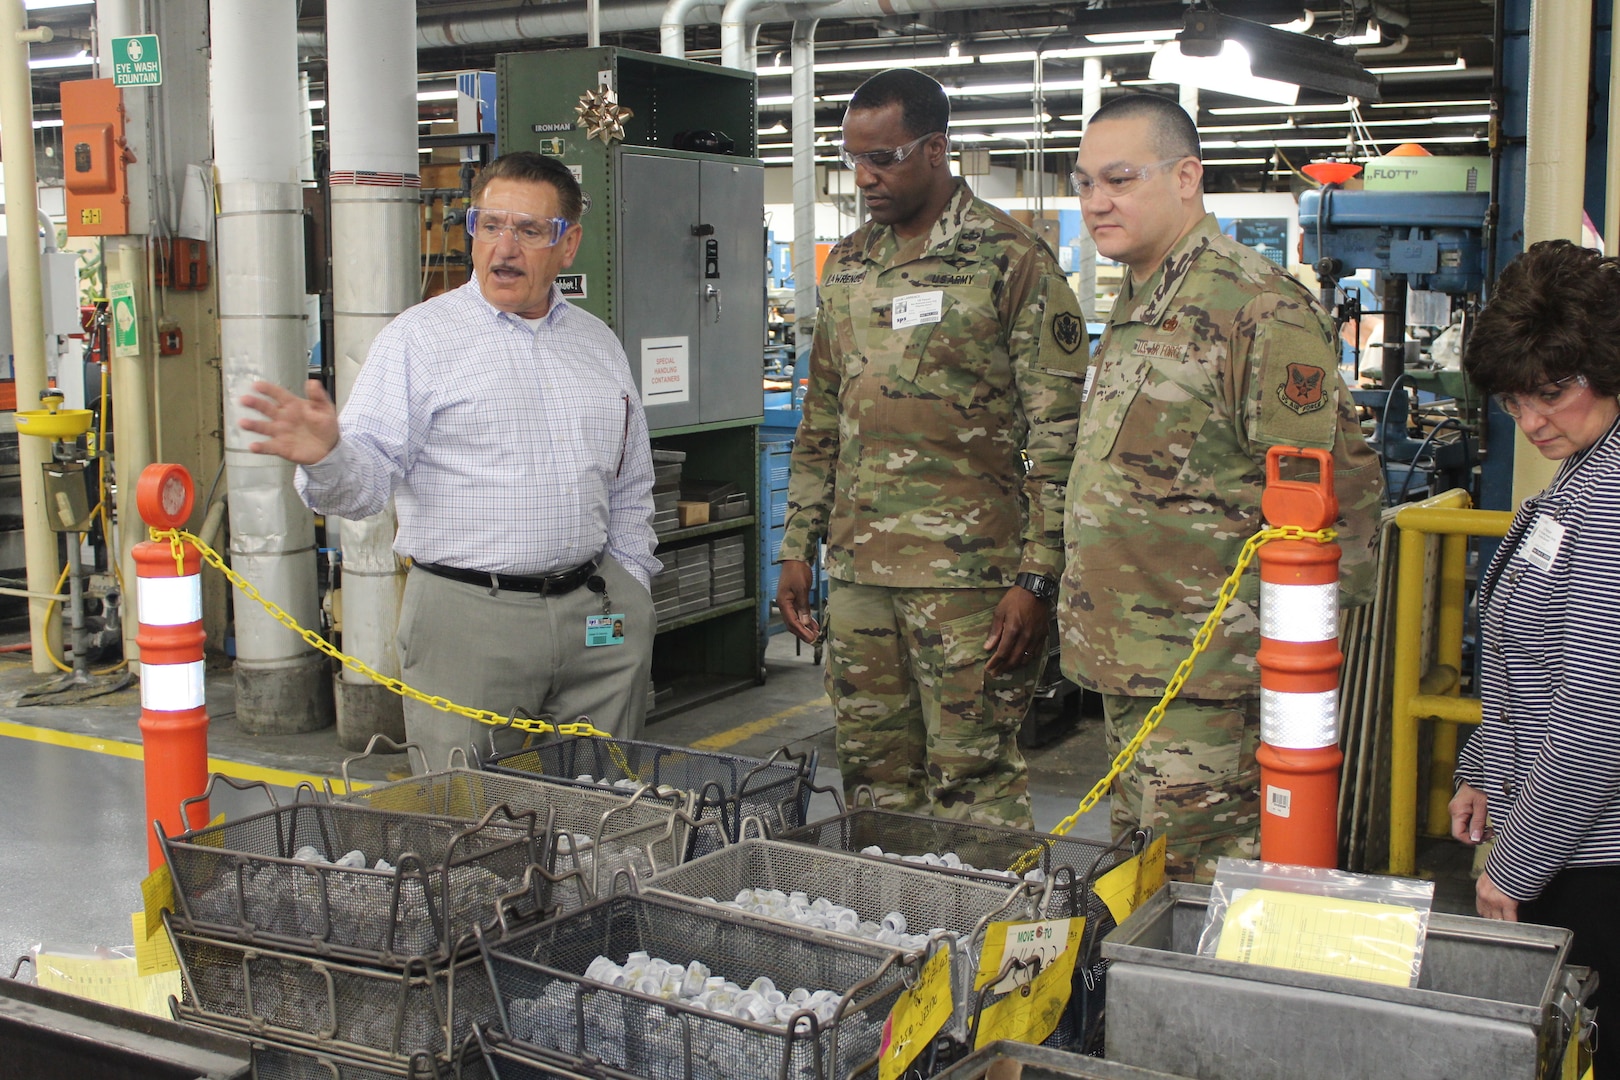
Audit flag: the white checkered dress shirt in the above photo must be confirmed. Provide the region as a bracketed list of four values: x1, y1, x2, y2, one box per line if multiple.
[298, 279, 660, 589]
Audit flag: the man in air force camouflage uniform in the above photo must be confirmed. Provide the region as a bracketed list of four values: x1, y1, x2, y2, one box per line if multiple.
[1060, 94, 1384, 881]
[777, 69, 1086, 827]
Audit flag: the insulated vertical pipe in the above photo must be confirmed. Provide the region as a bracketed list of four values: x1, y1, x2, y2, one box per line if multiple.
[1075, 57, 1102, 321]
[791, 19, 818, 362]
[659, 0, 710, 57]
[720, 0, 765, 70]
[0, 0, 58, 672]
[1518, 0, 1592, 502]
[326, 0, 417, 750]
[211, 0, 331, 734]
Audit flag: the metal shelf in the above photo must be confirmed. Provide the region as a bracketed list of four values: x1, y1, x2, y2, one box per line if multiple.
[654, 596, 754, 634]
[654, 516, 757, 546]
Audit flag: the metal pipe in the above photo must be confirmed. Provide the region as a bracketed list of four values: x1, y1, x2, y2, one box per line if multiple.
[326, 0, 416, 750]
[1608, 12, 1620, 256]
[720, 0, 767, 70]
[659, 0, 711, 57]
[791, 18, 818, 366]
[307, 0, 1030, 52]
[0, 0, 59, 673]
[212, 0, 331, 734]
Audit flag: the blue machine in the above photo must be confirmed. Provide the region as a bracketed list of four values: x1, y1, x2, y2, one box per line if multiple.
[1299, 188, 1489, 502]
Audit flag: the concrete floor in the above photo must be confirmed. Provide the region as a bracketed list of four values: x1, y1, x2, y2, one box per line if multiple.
[0, 628, 1468, 974]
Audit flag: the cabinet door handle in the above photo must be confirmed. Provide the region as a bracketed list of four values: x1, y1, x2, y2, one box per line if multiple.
[705, 283, 722, 322]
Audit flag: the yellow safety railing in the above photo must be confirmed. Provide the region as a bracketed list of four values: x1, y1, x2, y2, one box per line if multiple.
[1388, 489, 1511, 875]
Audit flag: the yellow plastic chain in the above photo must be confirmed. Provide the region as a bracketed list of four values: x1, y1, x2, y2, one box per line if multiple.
[1007, 523, 1337, 875]
[150, 526, 613, 739]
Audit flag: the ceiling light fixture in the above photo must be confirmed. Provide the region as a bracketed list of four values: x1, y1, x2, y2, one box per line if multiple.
[27, 50, 92, 70]
[1151, 40, 1300, 105]
[1365, 59, 1467, 75]
[1159, 5, 1381, 103]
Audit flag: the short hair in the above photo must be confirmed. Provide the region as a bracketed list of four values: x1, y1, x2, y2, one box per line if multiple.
[1086, 93, 1202, 164]
[1464, 239, 1620, 398]
[470, 151, 584, 223]
[847, 68, 950, 138]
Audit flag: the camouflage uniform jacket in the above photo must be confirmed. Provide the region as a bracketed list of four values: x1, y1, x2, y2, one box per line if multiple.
[780, 179, 1087, 587]
[1059, 213, 1384, 699]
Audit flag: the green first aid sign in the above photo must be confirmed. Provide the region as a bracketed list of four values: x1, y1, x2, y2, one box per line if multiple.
[110, 281, 138, 354]
[111, 35, 161, 87]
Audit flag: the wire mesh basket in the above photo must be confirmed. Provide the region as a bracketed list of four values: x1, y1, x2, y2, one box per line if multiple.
[478, 893, 912, 1080]
[774, 808, 1138, 1053]
[170, 912, 496, 1067]
[160, 777, 552, 967]
[640, 839, 1041, 1041]
[474, 1023, 646, 1079]
[249, 1033, 490, 1079]
[485, 737, 815, 858]
[329, 755, 695, 913]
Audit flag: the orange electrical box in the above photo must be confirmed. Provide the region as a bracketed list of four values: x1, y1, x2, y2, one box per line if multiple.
[61, 78, 134, 236]
[156, 238, 208, 290]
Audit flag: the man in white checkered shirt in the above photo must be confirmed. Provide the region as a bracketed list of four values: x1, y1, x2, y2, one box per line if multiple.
[241, 152, 660, 771]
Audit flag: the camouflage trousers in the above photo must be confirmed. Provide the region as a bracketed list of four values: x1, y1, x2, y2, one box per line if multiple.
[825, 579, 1036, 828]
[1102, 693, 1261, 883]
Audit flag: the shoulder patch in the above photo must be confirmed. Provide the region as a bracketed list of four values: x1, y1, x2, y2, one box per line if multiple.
[1052, 312, 1084, 354]
[1278, 362, 1329, 415]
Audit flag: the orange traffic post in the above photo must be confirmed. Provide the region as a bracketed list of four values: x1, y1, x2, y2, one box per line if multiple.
[135, 463, 208, 869]
[1255, 446, 1345, 868]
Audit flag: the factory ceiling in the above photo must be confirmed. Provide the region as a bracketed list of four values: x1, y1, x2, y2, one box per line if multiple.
[23, 1, 1500, 192]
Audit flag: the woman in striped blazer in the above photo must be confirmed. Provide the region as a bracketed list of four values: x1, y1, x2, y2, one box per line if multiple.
[1450, 239, 1620, 1076]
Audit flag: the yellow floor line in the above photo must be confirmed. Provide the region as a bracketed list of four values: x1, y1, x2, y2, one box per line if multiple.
[689, 693, 831, 751]
[0, 718, 347, 791]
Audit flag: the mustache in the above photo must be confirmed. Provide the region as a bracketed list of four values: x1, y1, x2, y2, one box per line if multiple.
[489, 260, 526, 273]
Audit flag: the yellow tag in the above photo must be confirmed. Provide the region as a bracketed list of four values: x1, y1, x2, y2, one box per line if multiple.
[132, 911, 179, 977]
[1093, 854, 1140, 925]
[1214, 888, 1421, 987]
[35, 947, 182, 1017]
[878, 947, 953, 1080]
[141, 863, 177, 940]
[1136, 834, 1167, 905]
[194, 811, 227, 846]
[972, 917, 1084, 1049]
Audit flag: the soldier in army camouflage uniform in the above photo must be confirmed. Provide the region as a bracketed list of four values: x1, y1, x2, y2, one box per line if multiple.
[777, 69, 1087, 827]
[1059, 94, 1384, 881]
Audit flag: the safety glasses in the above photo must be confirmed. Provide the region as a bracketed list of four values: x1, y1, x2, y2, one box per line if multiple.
[465, 208, 574, 249]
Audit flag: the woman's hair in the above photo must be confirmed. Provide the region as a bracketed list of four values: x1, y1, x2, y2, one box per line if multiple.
[1464, 239, 1620, 398]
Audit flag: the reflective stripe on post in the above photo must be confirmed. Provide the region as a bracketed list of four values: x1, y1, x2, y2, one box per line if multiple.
[135, 464, 207, 871]
[1255, 446, 1345, 869]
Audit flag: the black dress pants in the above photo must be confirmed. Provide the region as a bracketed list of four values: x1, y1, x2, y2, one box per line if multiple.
[1521, 864, 1620, 1079]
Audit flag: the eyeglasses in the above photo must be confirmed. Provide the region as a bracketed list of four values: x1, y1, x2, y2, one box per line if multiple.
[1495, 374, 1590, 418]
[1069, 156, 1190, 201]
[837, 132, 940, 172]
[466, 208, 574, 249]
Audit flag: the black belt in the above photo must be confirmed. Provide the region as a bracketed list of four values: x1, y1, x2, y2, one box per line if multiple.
[414, 559, 598, 595]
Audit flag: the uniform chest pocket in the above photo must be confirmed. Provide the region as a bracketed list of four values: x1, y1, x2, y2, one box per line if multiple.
[1081, 354, 1149, 464]
[893, 287, 1001, 406]
[1107, 363, 1213, 498]
[570, 387, 630, 476]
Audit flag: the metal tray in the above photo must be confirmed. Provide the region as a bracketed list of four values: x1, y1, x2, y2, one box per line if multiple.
[478, 893, 912, 1080]
[641, 838, 1041, 1040]
[485, 738, 815, 858]
[160, 776, 551, 967]
[1101, 881, 1583, 1080]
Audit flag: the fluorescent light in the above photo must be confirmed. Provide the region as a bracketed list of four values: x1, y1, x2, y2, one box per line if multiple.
[1150, 41, 1300, 106]
[1202, 157, 1272, 165]
[417, 89, 460, 101]
[1199, 134, 1484, 150]
[1365, 59, 1467, 75]
[1085, 28, 1180, 44]
[1333, 19, 1382, 47]
[1369, 98, 1490, 109]
[755, 42, 1154, 77]
[32, 117, 62, 128]
[28, 50, 92, 70]
[1302, 114, 1490, 129]
[25, 0, 92, 8]
[310, 124, 325, 131]
[988, 129, 1082, 140]
[820, 79, 1101, 103]
[1195, 122, 1294, 134]
[758, 122, 787, 136]
[1209, 101, 1353, 115]
[952, 113, 1052, 127]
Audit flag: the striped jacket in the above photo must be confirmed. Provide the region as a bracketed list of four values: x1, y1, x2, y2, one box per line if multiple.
[1457, 415, 1620, 901]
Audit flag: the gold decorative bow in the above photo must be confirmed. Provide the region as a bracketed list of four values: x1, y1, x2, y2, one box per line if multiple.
[575, 88, 634, 145]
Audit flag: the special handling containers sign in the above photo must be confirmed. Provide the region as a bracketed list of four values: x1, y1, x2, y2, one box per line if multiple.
[111, 35, 162, 88]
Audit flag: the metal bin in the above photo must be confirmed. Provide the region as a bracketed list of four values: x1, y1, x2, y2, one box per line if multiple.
[1101, 881, 1583, 1080]
[932, 1040, 1189, 1079]
[248, 1035, 488, 1079]
[641, 838, 1042, 1040]
[477, 893, 914, 1080]
[485, 737, 815, 857]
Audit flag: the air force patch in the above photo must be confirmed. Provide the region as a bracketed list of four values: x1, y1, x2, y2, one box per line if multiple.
[1279, 362, 1328, 414]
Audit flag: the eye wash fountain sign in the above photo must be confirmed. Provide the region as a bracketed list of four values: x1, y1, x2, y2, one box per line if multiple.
[111, 35, 162, 88]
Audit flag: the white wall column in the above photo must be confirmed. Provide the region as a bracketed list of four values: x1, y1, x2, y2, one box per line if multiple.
[211, 0, 331, 733]
[326, 0, 417, 750]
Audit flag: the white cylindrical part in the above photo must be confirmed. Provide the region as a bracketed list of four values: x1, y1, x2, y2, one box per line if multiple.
[211, 0, 302, 184]
[1178, 83, 1198, 122]
[1259, 581, 1338, 643]
[1260, 688, 1339, 750]
[791, 19, 818, 354]
[141, 660, 208, 711]
[137, 575, 204, 627]
[329, 0, 419, 175]
[1522, 0, 1591, 247]
[0, 0, 62, 672]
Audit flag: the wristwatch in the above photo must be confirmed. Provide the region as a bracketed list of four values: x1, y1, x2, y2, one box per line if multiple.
[1014, 572, 1058, 604]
